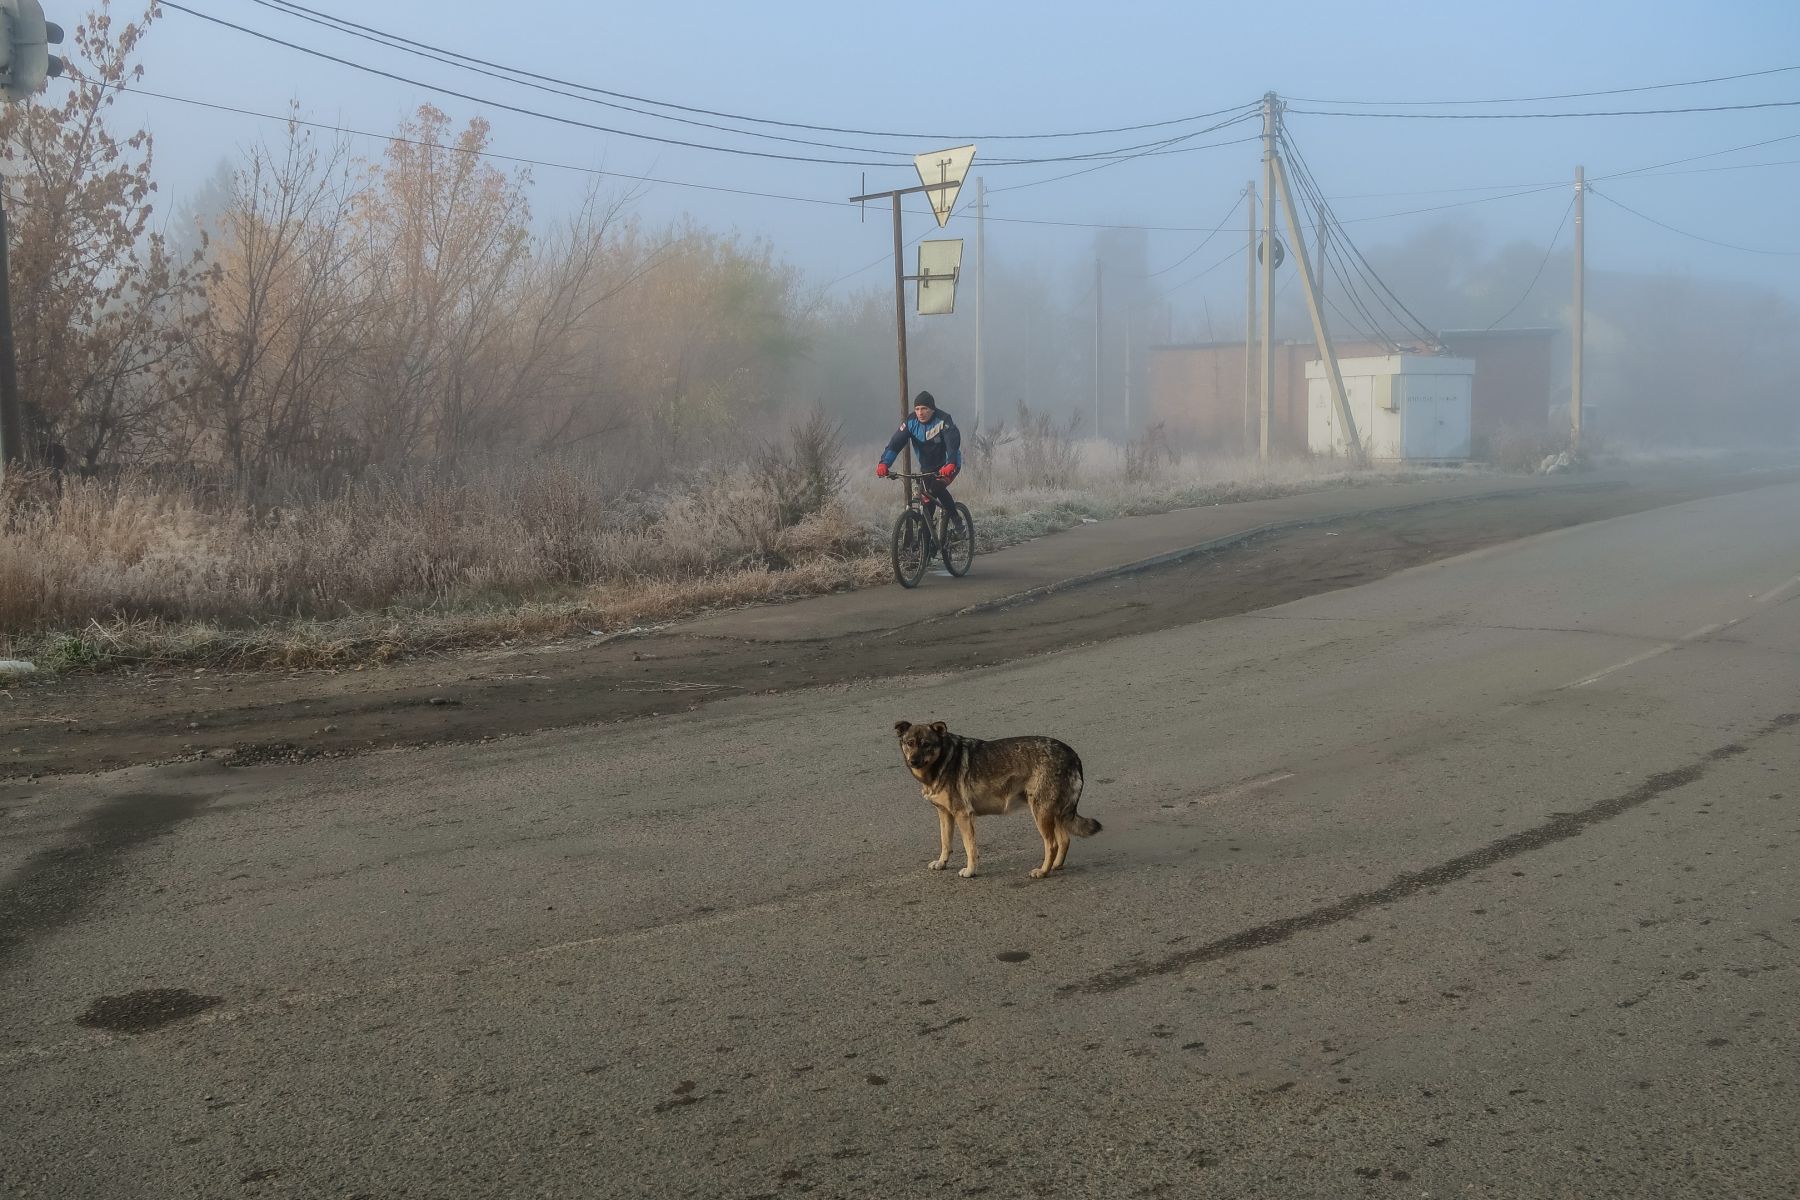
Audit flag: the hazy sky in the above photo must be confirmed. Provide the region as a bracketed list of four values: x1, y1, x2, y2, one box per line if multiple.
[95, 0, 1800, 316]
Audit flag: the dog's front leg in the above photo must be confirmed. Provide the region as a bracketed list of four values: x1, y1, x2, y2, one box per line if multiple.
[954, 813, 979, 878]
[928, 808, 952, 870]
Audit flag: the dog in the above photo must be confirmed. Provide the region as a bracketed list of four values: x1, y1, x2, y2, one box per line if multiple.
[893, 719, 1102, 879]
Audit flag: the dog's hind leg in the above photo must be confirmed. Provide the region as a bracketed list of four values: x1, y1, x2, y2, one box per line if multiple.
[954, 813, 979, 878]
[1029, 805, 1058, 879]
[1051, 822, 1072, 870]
[928, 808, 953, 871]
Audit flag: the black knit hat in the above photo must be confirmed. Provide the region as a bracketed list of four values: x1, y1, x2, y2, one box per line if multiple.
[912, 390, 936, 410]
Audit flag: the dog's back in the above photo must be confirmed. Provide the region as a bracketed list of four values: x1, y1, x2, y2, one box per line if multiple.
[938, 735, 1099, 838]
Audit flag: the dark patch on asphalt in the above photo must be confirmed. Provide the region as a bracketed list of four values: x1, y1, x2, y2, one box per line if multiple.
[0, 790, 208, 974]
[1063, 712, 1800, 995]
[76, 987, 223, 1033]
[652, 1080, 706, 1113]
[995, 950, 1031, 963]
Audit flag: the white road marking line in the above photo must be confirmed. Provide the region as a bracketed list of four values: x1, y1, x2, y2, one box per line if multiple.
[1564, 576, 1797, 690]
[1565, 643, 1681, 689]
[1179, 770, 1296, 808]
[1755, 573, 1800, 605]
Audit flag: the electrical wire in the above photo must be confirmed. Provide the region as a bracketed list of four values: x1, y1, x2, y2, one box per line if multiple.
[158, 2, 907, 166]
[1587, 187, 1800, 255]
[1282, 130, 1439, 347]
[250, 0, 1266, 144]
[1144, 192, 1248, 278]
[1163, 242, 1246, 295]
[1287, 65, 1800, 108]
[1287, 99, 1800, 120]
[168, 4, 1261, 169]
[1483, 196, 1576, 330]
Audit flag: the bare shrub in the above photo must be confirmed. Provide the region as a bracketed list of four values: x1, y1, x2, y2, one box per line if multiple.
[1123, 421, 1179, 482]
[1480, 426, 1573, 474]
[1011, 400, 1084, 488]
[966, 417, 1015, 476]
[764, 408, 846, 529]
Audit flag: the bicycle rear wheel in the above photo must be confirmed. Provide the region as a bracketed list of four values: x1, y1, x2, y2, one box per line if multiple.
[941, 502, 974, 577]
[890, 509, 930, 588]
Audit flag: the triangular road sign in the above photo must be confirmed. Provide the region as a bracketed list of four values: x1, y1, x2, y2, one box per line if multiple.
[914, 144, 976, 227]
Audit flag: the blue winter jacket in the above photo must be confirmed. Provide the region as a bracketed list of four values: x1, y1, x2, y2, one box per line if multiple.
[879, 409, 962, 473]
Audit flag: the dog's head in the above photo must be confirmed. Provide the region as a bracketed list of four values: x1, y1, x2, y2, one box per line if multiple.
[894, 719, 951, 773]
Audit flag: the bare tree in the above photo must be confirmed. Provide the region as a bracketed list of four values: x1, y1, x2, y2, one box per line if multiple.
[0, 2, 203, 469]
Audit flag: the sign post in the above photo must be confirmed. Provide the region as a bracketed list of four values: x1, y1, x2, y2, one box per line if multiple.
[850, 145, 975, 495]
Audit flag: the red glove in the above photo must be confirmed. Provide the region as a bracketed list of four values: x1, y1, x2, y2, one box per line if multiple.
[937, 464, 957, 479]
[875, 462, 889, 478]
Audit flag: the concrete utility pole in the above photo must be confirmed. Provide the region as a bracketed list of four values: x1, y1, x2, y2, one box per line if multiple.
[1258, 94, 1277, 461]
[975, 176, 986, 431]
[1243, 179, 1256, 454]
[1271, 151, 1361, 465]
[1124, 316, 1132, 434]
[1571, 165, 1585, 453]
[1092, 256, 1103, 438]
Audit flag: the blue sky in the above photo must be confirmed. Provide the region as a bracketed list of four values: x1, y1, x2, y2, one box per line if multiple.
[96, 0, 1800, 315]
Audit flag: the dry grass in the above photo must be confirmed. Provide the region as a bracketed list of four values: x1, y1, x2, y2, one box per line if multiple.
[2, 442, 1481, 673]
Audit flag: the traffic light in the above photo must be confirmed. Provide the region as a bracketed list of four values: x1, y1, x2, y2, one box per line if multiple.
[1, 0, 64, 103]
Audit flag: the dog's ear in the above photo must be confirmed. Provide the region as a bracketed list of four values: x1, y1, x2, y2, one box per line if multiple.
[894, 719, 912, 737]
[929, 721, 948, 735]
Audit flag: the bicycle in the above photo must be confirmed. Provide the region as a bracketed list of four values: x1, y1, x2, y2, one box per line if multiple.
[884, 471, 974, 588]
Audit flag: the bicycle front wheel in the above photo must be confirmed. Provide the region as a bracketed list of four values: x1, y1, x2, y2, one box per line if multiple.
[891, 509, 930, 588]
[941, 502, 974, 577]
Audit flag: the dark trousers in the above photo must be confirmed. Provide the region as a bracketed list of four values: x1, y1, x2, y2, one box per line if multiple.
[920, 476, 956, 516]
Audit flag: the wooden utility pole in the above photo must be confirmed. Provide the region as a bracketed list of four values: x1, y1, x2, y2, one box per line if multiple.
[1571, 165, 1585, 453]
[891, 194, 912, 482]
[975, 176, 986, 431]
[1243, 179, 1256, 454]
[1258, 94, 1277, 461]
[1271, 151, 1361, 465]
[0, 192, 24, 476]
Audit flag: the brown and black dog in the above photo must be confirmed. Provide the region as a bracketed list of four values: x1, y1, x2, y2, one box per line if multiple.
[894, 719, 1102, 879]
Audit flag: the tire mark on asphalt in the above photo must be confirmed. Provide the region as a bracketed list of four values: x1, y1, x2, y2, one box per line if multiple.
[1061, 711, 1800, 996]
[0, 791, 208, 976]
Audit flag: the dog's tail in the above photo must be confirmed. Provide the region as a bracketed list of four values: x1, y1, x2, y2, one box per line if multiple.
[1064, 755, 1101, 836]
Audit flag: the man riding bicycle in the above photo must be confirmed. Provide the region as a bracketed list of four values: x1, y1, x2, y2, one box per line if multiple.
[875, 391, 962, 530]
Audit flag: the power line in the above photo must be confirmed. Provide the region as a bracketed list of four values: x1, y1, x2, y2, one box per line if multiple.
[235, 0, 1268, 146]
[1484, 196, 1576, 330]
[1587, 187, 1800, 255]
[242, 0, 924, 159]
[1288, 99, 1800, 120]
[1163, 242, 1245, 296]
[1145, 192, 1245, 278]
[1597, 129, 1800, 180]
[1287, 65, 1800, 108]
[985, 129, 1260, 193]
[95, 80, 1259, 236]
[1282, 129, 1438, 346]
[167, 4, 1259, 169]
[158, 2, 904, 166]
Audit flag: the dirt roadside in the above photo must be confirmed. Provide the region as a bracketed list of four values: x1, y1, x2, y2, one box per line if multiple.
[2, 465, 1793, 781]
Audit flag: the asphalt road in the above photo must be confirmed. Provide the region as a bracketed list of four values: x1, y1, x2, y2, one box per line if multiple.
[3, 480, 1798, 1198]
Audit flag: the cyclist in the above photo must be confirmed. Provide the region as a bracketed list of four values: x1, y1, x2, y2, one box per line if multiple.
[875, 390, 962, 532]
